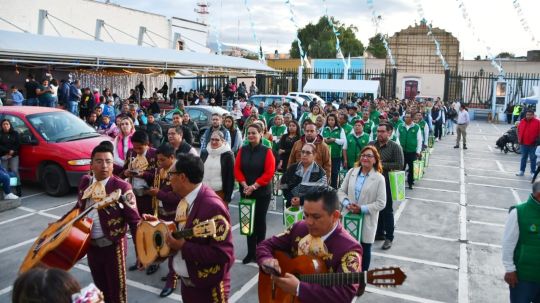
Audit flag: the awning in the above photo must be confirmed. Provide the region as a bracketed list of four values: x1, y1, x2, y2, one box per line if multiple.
[303, 79, 380, 95]
[0, 30, 275, 75]
[521, 97, 538, 105]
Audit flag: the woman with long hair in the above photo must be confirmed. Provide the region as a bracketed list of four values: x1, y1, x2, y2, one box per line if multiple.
[223, 115, 242, 154]
[277, 120, 301, 171]
[338, 145, 386, 272]
[234, 123, 275, 264]
[0, 119, 20, 193]
[113, 116, 135, 170]
[322, 113, 346, 188]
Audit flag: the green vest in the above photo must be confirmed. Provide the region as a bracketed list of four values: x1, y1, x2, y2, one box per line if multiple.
[513, 105, 522, 116]
[362, 119, 374, 135]
[270, 125, 287, 150]
[390, 119, 403, 131]
[345, 132, 370, 169]
[398, 124, 420, 153]
[322, 126, 343, 159]
[262, 112, 276, 125]
[341, 123, 353, 135]
[417, 120, 427, 142]
[514, 196, 540, 283]
[243, 137, 272, 148]
[370, 110, 380, 125]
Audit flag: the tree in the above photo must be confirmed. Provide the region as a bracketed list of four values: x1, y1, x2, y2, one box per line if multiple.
[366, 33, 387, 59]
[496, 52, 515, 59]
[290, 16, 364, 59]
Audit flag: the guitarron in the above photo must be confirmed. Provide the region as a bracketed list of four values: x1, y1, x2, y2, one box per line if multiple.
[19, 190, 124, 274]
[258, 250, 406, 303]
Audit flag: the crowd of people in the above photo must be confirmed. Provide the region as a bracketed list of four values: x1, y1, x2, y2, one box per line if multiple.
[4, 72, 482, 302]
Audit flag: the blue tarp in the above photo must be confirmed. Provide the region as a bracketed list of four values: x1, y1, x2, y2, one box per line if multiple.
[521, 97, 538, 105]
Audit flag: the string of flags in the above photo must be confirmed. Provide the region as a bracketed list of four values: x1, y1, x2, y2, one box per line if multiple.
[243, 0, 265, 63]
[285, 0, 310, 68]
[367, 0, 396, 68]
[414, 0, 449, 70]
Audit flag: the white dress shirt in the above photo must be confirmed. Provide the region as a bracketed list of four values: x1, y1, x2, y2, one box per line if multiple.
[173, 183, 202, 277]
[502, 209, 519, 272]
[87, 177, 110, 239]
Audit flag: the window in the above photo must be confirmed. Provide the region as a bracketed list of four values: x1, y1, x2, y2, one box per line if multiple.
[1, 114, 33, 144]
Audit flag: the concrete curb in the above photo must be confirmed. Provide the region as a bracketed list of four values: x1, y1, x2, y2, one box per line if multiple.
[0, 198, 21, 212]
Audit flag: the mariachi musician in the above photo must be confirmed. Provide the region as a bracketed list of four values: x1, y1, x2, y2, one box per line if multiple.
[144, 143, 182, 297]
[145, 153, 234, 302]
[120, 130, 158, 273]
[256, 186, 363, 302]
[64, 141, 140, 303]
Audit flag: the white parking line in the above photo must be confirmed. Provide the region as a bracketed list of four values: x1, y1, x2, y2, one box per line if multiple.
[413, 187, 459, 193]
[468, 241, 502, 249]
[487, 145, 493, 152]
[468, 220, 505, 228]
[0, 237, 36, 254]
[468, 204, 507, 212]
[495, 160, 505, 172]
[467, 182, 529, 192]
[394, 230, 456, 242]
[393, 199, 408, 224]
[421, 178, 459, 184]
[73, 263, 184, 301]
[0, 286, 13, 297]
[371, 252, 458, 270]
[510, 188, 523, 204]
[229, 273, 259, 303]
[364, 287, 446, 303]
[458, 145, 469, 303]
[0, 213, 35, 225]
[406, 197, 460, 206]
[466, 174, 523, 182]
[20, 192, 46, 199]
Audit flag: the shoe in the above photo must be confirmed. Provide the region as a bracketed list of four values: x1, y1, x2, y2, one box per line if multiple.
[4, 193, 19, 200]
[516, 171, 525, 176]
[15, 186, 22, 197]
[160, 287, 175, 298]
[463, 145, 467, 150]
[146, 264, 159, 275]
[452, 132, 455, 135]
[435, 138, 439, 142]
[128, 263, 138, 271]
[408, 184, 413, 190]
[242, 254, 255, 264]
[375, 234, 385, 241]
[161, 276, 168, 282]
[454, 145, 459, 149]
[382, 239, 393, 250]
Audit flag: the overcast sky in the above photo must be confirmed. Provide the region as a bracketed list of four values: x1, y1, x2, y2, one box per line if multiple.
[106, 0, 539, 59]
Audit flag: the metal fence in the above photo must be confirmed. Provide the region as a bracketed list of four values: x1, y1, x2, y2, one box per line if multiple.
[256, 68, 396, 100]
[446, 71, 540, 108]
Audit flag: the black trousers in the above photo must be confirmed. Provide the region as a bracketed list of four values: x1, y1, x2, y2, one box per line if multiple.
[243, 193, 271, 256]
[376, 172, 394, 241]
[403, 152, 417, 186]
[434, 121, 443, 139]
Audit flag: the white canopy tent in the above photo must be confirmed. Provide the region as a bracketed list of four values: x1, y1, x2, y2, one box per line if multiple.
[303, 79, 380, 96]
[0, 30, 274, 75]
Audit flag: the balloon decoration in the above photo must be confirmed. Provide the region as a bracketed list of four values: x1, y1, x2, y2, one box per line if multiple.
[366, 0, 396, 68]
[285, 0, 310, 68]
[455, 0, 504, 75]
[243, 0, 265, 63]
[511, 0, 539, 47]
[414, 0, 449, 70]
[321, 0, 348, 68]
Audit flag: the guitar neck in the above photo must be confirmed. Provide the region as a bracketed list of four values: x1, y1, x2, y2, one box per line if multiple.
[172, 228, 194, 239]
[298, 272, 366, 286]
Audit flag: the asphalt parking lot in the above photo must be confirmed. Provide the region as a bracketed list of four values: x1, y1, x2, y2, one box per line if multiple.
[0, 121, 525, 303]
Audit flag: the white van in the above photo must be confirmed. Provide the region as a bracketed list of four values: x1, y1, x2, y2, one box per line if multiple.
[287, 92, 325, 106]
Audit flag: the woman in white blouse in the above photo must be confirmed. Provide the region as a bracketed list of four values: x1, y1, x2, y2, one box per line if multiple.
[338, 145, 386, 272]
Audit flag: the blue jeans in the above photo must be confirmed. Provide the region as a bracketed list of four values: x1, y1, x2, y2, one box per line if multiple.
[509, 280, 540, 303]
[0, 169, 12, 194]
[446, 119, 455, 134]
[24, 98, 38, 106]
[68, 100, 79, 116]
[361, 242, 371, 271]
[520, 145, 537, 174]
[226, 99, 233, 111]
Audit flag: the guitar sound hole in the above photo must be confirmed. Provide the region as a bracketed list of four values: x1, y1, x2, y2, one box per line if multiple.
[154, 232, 163, 248]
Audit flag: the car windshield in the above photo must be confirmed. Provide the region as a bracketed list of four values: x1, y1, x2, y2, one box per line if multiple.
[27, 111, 99, 142]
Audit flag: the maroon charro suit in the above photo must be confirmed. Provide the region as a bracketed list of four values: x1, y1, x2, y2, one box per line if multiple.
[256, 221, 363, 303]
[121, 147, 157, 215]
[176, 184, 234, 302]
[74, 174, 140, 303]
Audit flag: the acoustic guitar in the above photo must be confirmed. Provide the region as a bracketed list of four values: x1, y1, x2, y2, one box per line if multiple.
[258, 250, 406, 303]
[19, 189, 125, 274]
[136, 219, 216, 267]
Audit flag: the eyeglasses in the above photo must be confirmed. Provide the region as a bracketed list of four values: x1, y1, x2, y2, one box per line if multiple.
[360, 154, 375, 159]
[300, 150, 313, 155]
[167, 171, 181, 178]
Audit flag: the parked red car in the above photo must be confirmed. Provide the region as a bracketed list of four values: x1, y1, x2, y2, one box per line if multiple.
[0, 106, 110, 196]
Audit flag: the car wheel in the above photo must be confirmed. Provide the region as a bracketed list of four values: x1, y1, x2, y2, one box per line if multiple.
[41, 164, 70, 196]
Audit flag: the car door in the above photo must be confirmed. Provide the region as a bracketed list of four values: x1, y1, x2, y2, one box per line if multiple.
[0, 114, 39, 181]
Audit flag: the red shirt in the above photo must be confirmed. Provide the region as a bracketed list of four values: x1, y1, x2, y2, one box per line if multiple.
[518, 117, 540, 145]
